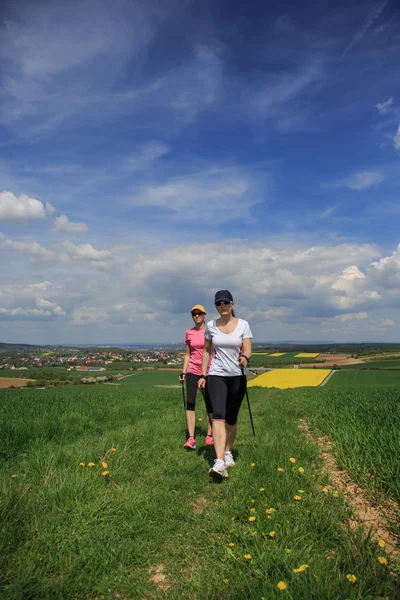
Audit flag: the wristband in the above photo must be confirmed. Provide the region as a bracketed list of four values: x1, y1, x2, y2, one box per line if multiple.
[199, 375, 206, 379]
[240, 354, 250, 363]
[180, 372, 186, 378]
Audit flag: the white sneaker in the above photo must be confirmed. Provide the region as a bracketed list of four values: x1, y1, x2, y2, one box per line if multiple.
[224, 451, 235, 467]
[209, 458, 228, 480]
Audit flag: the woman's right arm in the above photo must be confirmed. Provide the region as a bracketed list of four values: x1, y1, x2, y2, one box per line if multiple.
[198, 339, 212, 388]
[179, 345, 191, 382]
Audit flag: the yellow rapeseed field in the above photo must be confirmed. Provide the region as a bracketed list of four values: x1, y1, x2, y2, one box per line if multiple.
[269, 352, 286, 357]
[295, 353, 320, 358]
[252, 352, 270, 355]
[248, 369, 331, 389]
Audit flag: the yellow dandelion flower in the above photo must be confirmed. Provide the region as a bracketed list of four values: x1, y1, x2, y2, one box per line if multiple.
[266, 507, 275, 514]
[285, 548, 291, 553]
[198, 418, 203, 421]
[102, 470, 110, 476]
[11, 474, 17, 478]
[293, 564, 309, 573]
[298, 489, 305, 494]
[251, 463, 255, 467]
[267, 516, 272, 519]
[79, 462, 85, 467]
[251, 531, 257, 536]
[332, 491, 339, 497]
[88, 462, 95, 467]
[244, 553, 252, 559]
[101, 461, 108, 469]
[278, 467, 284, 472]
[277, 581, 287, 590]
[322, 487, 328, 493]
[294, 495, 302, 501]
[378, 556, 387, 565]
[248, 516, 256, 522]
[378, 539, 386, 548]
[289, 457, 296, 463]
[298, 467, 304, 473]
[228, 543, 235, 547]
[251, 499, 255, 503]
[259, 487, 265, 492]
[223, 579, 229, 584]
[250, 508, 256, 513]
[346, 574, 357, 583]
[269, 531, 276, 538]
[111, 447, 117, 452]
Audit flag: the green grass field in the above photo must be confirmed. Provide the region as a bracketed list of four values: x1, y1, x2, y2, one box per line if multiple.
[250, 352, 322, 368]
[291, 387, 400, 505]
[118, 370, 181, 387]
[326, 370, 400, 387]
[0, 367, 126, 380]
[1, 380, 399, 599]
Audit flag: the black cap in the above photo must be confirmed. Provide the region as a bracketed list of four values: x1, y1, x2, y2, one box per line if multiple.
[214, 290, 233, 303]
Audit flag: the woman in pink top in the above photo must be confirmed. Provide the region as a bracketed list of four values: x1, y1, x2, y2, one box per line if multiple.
[179, 304, 213, 450]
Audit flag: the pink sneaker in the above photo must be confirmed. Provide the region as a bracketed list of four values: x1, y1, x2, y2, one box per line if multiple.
[205, 435, 214, 446]
[184, 437, 196, 450]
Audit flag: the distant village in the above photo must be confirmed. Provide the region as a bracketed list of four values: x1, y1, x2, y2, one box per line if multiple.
[0, 348, 184, 371]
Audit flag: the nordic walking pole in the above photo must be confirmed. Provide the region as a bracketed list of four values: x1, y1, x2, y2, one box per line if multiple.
[200, 386, 213, 427]
[242, 368, 255, 437]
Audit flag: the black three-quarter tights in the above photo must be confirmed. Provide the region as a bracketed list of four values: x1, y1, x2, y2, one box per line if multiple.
[185, 373, 213, 413]
[206, 374, 247, 425]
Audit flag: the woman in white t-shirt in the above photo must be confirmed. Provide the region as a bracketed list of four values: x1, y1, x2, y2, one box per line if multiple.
[198, 290, 252, 480]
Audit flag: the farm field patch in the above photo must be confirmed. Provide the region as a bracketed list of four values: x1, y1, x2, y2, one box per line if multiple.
[269, 352, 286, 356]
[295, 353, 320, 358]
[340, 360, 400, 370]
[248, 369, 331, 389]
[0, 384, 397, 598]
[0, 378, 33, 388]
[325, 370, 400, 388]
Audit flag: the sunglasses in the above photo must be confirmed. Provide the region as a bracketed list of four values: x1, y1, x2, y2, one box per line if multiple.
[191, 312, 204, 317]
[215, 300, 232, 307]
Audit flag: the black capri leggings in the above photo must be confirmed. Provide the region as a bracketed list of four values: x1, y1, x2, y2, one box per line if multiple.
[185, 373, 213, 414]
[206, 375, 247, 425]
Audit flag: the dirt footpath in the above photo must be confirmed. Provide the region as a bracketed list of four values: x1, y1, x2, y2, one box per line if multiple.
[0, 378, 33, 388]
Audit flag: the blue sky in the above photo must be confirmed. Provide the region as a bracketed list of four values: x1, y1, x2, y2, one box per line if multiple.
[1, 0, 400, 344]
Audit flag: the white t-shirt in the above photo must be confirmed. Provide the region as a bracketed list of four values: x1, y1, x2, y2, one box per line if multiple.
[205, 318, 253, 377]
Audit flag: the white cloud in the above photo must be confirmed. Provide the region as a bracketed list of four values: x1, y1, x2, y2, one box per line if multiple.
[340, 0, 389, 61]
[53, 215, 88, 233]
[121, 142, 170, 172]
[1, 238, 400, 341]
[332, 171, 384, 190]
[70, 307, 110, 325]
[35, 297, 65, 316]
[132, 167, 260, 221]
[58, 240, 113, 264]
[253, 62, 322, 117]
[375, 97, 394, 114]
[0, 307, 52, 318]
[0, 280, 67, 322]
[1, 233, 113, 264]
[393, 125, 400, 150]
[0, 191, 54, 222]
[2, 238, 53, 258]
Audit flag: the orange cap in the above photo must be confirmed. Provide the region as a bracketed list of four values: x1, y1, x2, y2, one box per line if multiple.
[191, 304, 206, 314]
